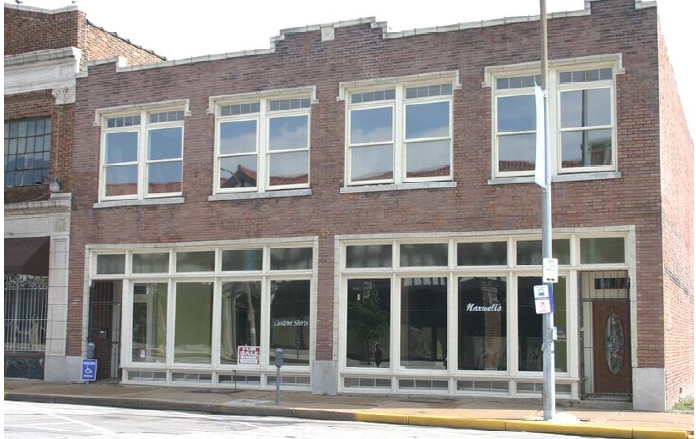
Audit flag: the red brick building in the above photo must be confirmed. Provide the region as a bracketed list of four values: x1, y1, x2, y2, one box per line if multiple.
[31, 0, 695, 411]
[4, 4, 163, 381]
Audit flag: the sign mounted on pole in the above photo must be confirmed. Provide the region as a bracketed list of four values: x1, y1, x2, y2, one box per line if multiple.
[542, 257, 558, 283]
[533, 284, 554, 314]
[81, 359, 97, 381]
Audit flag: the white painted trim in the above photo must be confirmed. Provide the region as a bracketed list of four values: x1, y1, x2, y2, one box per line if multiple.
[337, 70, 461, 102]
[208, 189, 312, 201]
[4, 3, 78, 14]
[340, 182, 456, 193]
[93, 99, 191, 126]
[4, 47, 81, 67]
[93, 197, 185, 209]
[4, 193, 72, 215]
[488, 172, 621, 185]
[207, 86, 318, 114]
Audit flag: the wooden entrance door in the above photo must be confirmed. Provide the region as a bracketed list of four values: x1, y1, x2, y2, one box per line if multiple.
[592, 301, 630, 394]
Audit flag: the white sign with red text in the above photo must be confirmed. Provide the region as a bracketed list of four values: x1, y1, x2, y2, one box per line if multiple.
[237, 346, 260, 365]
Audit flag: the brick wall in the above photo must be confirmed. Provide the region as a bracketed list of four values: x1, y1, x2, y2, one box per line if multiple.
[4, 5, 163, 205]
[68, 0, 666, 370]
[658, 24, 694, 407]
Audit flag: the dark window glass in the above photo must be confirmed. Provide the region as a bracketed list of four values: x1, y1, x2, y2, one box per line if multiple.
[269, 280, 310, 365]
[346, 279, 391, 368]
[221, 249, 263, 271]
[400, 243, 448, 267]
[517, 276, 567, 372]
[580, 237, 625, 263]
[457, 242, 507, 266]
[270, 247, 312, 270]
[458, 277, 507, 371]
[174, 282, 213, 364]
[561, 129, 612, 169]
[401, 277, 447, 369]
[132, 253, 169, 273]
[346, 245, 392, 268]
[4, 118, 52, 187]
[96, 254, 125, 274]
[516, 239, 570, 265]
[176, 251, 215, 272]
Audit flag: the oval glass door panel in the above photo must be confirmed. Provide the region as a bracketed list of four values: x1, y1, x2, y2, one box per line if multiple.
[605, 313, 624, 375]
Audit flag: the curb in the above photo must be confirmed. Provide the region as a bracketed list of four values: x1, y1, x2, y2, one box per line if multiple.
[5, 392, 691, 439]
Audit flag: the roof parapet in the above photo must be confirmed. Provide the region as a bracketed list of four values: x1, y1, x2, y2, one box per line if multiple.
[3, 3, 78, 14]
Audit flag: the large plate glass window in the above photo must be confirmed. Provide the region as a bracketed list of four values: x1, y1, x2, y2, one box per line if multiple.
[132, 283, 167, 363]
[401, 277, 448, 370]
[346, 279, 391, 368]
[4, 118, 52, 188]
[99, 108, 185, 201]
[174, 282, 213, 364]
[269, 280, 310, 365]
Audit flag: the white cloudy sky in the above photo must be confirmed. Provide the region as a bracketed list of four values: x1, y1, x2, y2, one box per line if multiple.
[11, 0, 695, 137]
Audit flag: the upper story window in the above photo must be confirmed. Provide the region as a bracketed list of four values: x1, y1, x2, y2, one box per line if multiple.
[97, 102, 187, 201]
[211, 90, 313, 194]
[345, 81, 453, 186]
[4, 118, 51, 188]
[488, 57, 621, 181]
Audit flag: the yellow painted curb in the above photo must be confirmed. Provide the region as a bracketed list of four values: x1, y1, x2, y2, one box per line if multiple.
[354, 411, 409, 425]
[632, 428, 688, 439]
[506, 420, 633, 438]
[408, 415, 506, 430]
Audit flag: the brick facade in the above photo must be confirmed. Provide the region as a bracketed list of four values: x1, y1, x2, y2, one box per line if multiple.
[657, 24, 694, 405]
[11, 0, 682, 409]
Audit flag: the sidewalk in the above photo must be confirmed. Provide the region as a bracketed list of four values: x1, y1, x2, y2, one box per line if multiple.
[4, 379, 694, 439]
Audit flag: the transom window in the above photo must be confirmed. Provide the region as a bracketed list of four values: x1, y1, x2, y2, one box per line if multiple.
[99, 105, 186, 200]
[491, 61, 617, 179]
[346, 82, 453, 185]
[214, 95, 312, 193]
[4, 118, 52, 188]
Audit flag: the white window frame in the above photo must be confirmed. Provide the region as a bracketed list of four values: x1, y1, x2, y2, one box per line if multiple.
[486, 55, 622, 181]
[211, 89, 315, 194]
[492, 86, 537, 178]
[96, 101, 189, 202]
[340, 72, 459, 187]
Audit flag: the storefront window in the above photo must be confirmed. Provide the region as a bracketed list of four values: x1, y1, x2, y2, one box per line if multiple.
[174, 282, 213, 363]
[132, 283, 167, 362]
[400, 277, 447, 369]
[132, 253, 169, 274]
[458, 277, 507, 370]
[580, 237, 625, 263]
[176, 251, 215, 272]
[346, 245, 392, 268]
[457, 242, 507, 266]
[97, 254, 125, 275]
[270, 248, 313, 270]
[516, 239, 570, 265]
[400, 244, 448, 267]
[221, 249, 263, 271]
[269, 280, 310, 365]
[517, 276, 567, 372]
[346, 279, 391, 367]
[220, 281, 261, 364]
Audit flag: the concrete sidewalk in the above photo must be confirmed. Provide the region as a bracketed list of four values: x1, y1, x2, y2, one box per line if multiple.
[4, 379, 694, 439]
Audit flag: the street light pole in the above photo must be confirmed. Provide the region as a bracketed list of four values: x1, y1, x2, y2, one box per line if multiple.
[539, 0, 555, 421]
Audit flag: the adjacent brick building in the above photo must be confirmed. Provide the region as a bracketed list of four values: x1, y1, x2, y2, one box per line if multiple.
[4, 4, 163, 381]
[6, 0, 691, 412]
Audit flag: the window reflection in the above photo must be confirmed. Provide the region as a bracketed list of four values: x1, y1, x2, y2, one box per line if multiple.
[269, 280, 310, 365]
[400, 277, 447, 370]
[220, 281, 261, 364]
[132, 283, 167, 363]
[174, 282, 213, 364]
[346, 279, 391, 367]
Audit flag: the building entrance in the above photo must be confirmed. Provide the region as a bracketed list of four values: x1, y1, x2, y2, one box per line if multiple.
[89, 280, 122, 381]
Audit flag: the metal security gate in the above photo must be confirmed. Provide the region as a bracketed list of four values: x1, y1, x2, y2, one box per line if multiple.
[88, 281, 122, 381]
[579, 270, 631, 400]
[4, 274, 48, 379]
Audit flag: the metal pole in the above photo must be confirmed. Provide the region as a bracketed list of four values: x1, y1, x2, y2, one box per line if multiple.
[540, 0, 555, 421]
[275, 366, 280, 406]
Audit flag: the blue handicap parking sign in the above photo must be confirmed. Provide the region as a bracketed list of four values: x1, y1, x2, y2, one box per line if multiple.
[82, 359, 97, 381]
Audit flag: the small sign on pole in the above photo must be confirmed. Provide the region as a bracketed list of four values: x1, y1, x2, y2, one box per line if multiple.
[237, 346, 260, 365]
[542, 258, 558, 283]
[533, 284, 554, 314]
[82, 359, 97, 381]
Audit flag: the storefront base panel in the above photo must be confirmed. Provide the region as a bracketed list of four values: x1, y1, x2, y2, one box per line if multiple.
[311, 360, 337, 395]
[633, 368, 666, 411]
[44, 355, 85, 382]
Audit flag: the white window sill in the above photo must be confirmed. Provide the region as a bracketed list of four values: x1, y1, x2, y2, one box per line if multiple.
[93, 197, 185, 209]
[208, 188, 312, 201]
[341, 181, 456, 194]
[488, 171, 621, 185]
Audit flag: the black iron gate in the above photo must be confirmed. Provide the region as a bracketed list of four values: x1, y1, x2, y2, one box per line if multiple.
[88, 280, 122, 381]
[578, 270, 631, 400]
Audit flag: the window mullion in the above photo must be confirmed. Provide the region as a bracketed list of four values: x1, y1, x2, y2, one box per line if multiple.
[258, 101, 268, 192]
[394, 88, 404, 184]
[139, 111, 148, 199]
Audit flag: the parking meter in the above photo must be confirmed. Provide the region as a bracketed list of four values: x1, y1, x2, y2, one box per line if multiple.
[87, 342, 96, 359]
[275, 348, 283, 405]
